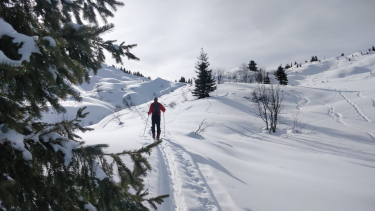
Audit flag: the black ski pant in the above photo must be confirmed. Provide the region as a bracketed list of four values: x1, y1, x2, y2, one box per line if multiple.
[151, 115, 161, 134]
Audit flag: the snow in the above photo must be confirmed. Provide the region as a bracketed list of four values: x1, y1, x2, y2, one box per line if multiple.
[84, 202, 97, 211]
[42, 63, 184, 126]
[0, 125, 32, 160]
[113, 45, 120, 50]
[39, 52, 375, 210]
[92, 160, 108, 180]
[3, 173, 14, 181]
[43, 36, 56, 47]
[66, 22, 85, 30]
[0, 18, 41, 67]
[41, 132, 80, 166]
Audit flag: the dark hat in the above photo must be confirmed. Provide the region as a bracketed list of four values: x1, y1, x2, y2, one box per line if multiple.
[154, 97, 158, 102]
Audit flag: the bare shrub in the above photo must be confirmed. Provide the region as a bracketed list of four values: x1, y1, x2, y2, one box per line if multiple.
[251, 84, 284, 133]
[213, 68, 225, 84]
[195, 118, 210, 135]
[112, 107, 123, 125]
[95, 84, 104, 93]
[292, 111, 306, 133]
[122, 95, 134, 108]
[268, 84, 284, 133]
[256, 68, 267, 84]
[251, 85, 270, 130]
[181, 91, 188, 101]
[168, 101, 176, 109]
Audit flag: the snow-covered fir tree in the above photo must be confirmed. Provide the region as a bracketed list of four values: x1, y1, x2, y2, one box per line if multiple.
[0, 0, 168, 210]
[192, 48, 216, 99]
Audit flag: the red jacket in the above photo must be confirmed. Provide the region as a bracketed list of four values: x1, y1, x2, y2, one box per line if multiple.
[148, 102, 166, 116]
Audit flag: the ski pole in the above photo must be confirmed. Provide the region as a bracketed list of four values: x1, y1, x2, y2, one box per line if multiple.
[163, 112, 166, 137]
[143, 115, 149, 136]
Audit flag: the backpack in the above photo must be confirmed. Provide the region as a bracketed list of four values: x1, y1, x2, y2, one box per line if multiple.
[152, 103, 160, 115]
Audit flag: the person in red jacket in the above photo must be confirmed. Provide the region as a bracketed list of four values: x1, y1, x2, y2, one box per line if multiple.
[148, 97, 166, 140]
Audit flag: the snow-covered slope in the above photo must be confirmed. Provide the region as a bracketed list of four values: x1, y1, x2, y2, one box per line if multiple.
[42, 63, 184, 126]
[74, 52, 375, 211]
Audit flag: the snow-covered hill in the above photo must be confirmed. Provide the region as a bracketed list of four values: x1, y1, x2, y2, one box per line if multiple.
[42, 63, 184, 126]
[69, 52, 375, 211]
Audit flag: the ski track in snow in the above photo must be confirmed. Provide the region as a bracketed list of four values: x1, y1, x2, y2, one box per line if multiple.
[321, 94, 375, 142]
[296, 95, 310, 110]
[337, 89, 372, 122]
[322, 102, 347, 126]
[158, 138, 221, 211]
[357, 91, 375, 108]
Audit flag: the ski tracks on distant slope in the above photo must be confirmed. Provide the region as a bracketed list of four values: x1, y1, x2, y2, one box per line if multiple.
[337, 89, 372, 122]
[321, 102, 347, 126]
[357, 91, 375, 108]
[321, 88, 375, 141]
[158, 138, 222, 211]
[295, 94, 310, 110]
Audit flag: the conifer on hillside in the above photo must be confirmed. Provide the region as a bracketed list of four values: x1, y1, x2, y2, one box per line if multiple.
[192, 48, 216, 99]
[0, 0, 168, 210]
[248, 60, 258, 72]
[179, 77, 186, 83]
[274, 65, 288, 85]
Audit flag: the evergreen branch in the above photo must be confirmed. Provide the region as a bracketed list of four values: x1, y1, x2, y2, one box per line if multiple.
[147, 195, 170, 210]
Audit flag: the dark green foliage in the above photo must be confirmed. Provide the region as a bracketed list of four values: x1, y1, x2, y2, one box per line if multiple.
[264, 73, 271, 84]
[372, 46, 375, 51]
[117, 66, 148, 78]
[341, 53, 345, 56]
[274, 65, 288, 85]
[285, 64, 291, 69]
[310, 56, 318, 62]
[0, 0, 168, 210]
[179, 76, 186, 83]
[192, 48, 216, 99]
[248, 60, 258, 72]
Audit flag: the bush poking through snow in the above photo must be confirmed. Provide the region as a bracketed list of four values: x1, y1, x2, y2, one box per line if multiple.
[292, 111, 306, 133]
[95, 84, 104, 93]
[181, 91, 188, 101]
[169, 101, 177, 109]
[251, 84, 284, 133]
[122, 95, 134, 108]
[195, 118, 210, 136]
[112, 108, 123, 125]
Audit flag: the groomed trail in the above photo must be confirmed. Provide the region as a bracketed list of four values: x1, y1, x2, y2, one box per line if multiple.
[77, 52, 375, 211]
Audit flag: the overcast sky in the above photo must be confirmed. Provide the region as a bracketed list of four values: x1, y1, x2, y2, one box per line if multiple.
[103, 0, 375, 81]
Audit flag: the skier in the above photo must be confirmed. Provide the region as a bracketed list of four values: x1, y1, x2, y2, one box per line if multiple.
[148, 97, 166, 140]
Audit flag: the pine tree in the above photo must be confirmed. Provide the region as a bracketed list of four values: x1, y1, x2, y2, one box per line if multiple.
[0, 0, 168, 210]
[264, 72, 271, 84]
[274, 65, 288, 85]
[372, 46, 375, 51]
[192, 48, 216, 99]
[179, 77, 186, 83]
[285, 64, 291, 69]
[248, 60, 258, 72]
